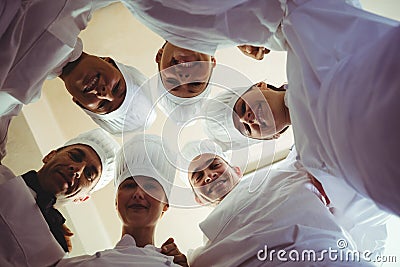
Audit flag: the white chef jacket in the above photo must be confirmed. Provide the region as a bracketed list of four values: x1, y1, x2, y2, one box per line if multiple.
[274, 149, 391, 261]
[0, 166, 181, 267]
[0, 166, 66, 267]
[123, 0, 400, 215]
[0, 0, 117, 116]
[57, 234, 179, 267]
[188, 165, 372, 266]
[0, 0, 117, 160]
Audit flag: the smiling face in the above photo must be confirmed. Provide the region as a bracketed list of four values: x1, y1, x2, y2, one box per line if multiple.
[156, 42, 216, 98]
[116, 176, 168, 229]
[188, 153, 242, 204]
[233, 82, 289, 139]
[61, 54, 126, 114]
[37, 144, 102, 203]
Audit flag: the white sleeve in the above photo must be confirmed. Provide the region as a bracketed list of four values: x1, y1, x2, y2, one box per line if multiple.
[0, 175, 65, 266]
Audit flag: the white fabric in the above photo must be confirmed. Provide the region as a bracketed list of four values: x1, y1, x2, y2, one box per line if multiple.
[0, 0, 118, 161]
[57, 234, 179, 267]
[189, 164, 372, 266]
[83, 61, 156, 135]
[155, 75, 210, 125]
[115, 134, 176, 201]
[204, 86, 261, 151]
[0, 169, 179, 267]
[0, 0, 117, 116]
[274, 149, 391, 259]
[64, 128, 120, 192]
[0, 171, 66, 266]
[121, 0, 286, 55]
[122, 0, 400, 214]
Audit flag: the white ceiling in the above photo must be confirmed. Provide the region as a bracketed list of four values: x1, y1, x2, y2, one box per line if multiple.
[3, 0, 399, 260]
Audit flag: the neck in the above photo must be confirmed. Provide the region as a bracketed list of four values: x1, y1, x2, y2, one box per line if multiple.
[122, 225, 155, 247]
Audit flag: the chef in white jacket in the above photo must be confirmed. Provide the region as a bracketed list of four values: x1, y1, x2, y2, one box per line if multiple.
[0, 134, 188, 267]
[179, 140, 374, 266]
[0, 0, 156, 161]
[0, 128, 120, 265]
[58, 134, 188, 266]
[120, 0, 400, 215]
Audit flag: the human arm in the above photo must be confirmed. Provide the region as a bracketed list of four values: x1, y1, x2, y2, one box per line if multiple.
[161, 237, 189, 267]
[237, 45, 270, 60]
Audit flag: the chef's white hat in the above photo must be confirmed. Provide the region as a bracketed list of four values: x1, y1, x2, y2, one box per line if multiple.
[179, 139, 229, 175]
[64, 128, 120, 192]
[203, 86, 261, 151]
[156, 74, 211, 125]
[83, 61, 156, 135]
[115, 134, 176, 202]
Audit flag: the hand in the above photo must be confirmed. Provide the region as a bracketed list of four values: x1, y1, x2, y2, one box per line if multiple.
[161, 237, 189, 267]
[237, 45, 270, 60]
[62, 224, 74, 252]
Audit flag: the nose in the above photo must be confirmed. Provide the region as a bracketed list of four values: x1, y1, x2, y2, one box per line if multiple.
[96, 86, 114, 101]
[132, 187, 145, 199]
[68, 163, 85, 186]
[204, 171, 218, 184]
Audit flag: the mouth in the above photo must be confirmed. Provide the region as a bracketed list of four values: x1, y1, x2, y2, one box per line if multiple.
[57, 171, 70, 191]
[128, 203, 148, 210]
[208, 179, 227, 194]
[256, 103, 268, 128]
[83, 74, 100, 93]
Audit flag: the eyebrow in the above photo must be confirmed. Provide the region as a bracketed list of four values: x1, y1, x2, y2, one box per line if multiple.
[192, 157, 217, 175]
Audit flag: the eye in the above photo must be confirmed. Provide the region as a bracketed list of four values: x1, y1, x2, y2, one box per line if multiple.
[210, 163, 221, 169]
[192, 172, 203, 183]
[142, 183, 157, 191]
[69, 152, 82, 162]
[97, 100, 108, 111]
[112, 81, 120, 95]
[189, 82, 203, 87]
[84, 169, 95, 182]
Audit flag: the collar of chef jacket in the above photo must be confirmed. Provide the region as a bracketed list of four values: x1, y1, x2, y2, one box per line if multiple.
[116, 234, 174, 261]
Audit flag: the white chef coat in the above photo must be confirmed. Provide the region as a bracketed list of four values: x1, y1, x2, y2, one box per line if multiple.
[0, 0, 117, 116]
[274, 149, 391, 261]
[188, 165, 372, 266]
[0, 0, 117, 160]
[0, 166, 181, 267]
[122, 0, 400, 215]
[0, 166, 66, 267]
[57, 234, 179, 267]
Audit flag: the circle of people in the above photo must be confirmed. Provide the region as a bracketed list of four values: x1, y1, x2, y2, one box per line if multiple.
[1, 0, 399, 266]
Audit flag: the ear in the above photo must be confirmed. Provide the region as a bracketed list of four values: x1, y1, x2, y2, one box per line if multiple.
[102, 57, 113, 63]
[155, 48, 163, 64]
[211, 56, 217, 68]
[233, 166, 243, 178]
[43, 150, 57, 164]
[160, 203, 169, 217]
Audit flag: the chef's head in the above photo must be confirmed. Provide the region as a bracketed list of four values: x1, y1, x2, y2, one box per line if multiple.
[180, 140, 242, 205]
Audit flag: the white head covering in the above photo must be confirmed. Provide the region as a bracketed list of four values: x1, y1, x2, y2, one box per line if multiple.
[83, 61, 156, 135]
[179, 139, 229, 174]
[115, 134, 176, 202]
[156, 74, 211, 125]
[204, 86, 261, 151]
[64, 128, 120, 192]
